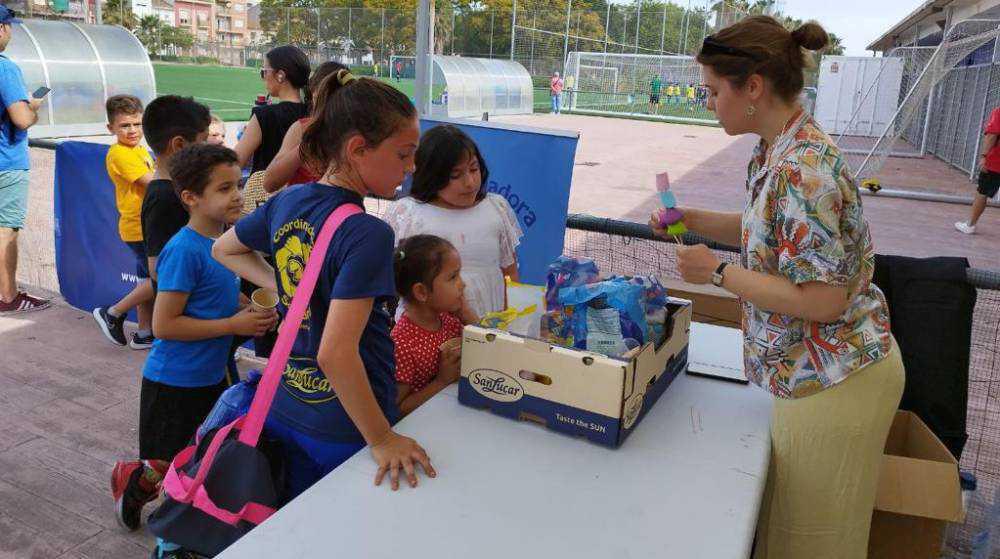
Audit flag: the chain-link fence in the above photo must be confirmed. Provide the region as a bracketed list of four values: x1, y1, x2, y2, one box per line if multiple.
[842, 19, 1000, 193]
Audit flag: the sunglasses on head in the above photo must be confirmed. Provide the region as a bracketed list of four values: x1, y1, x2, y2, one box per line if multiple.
[700, 36, 763, 61]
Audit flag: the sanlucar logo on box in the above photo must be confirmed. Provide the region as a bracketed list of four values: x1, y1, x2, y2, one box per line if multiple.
[469, 369, 524, 402]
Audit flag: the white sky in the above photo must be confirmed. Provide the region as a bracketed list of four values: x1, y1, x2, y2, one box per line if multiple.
[604, 0, 924, 55]
[779, 0, 920, 55]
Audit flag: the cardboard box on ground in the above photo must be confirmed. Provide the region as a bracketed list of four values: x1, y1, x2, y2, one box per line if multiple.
[459, 298, 692, 448]
[869, 411, 963, 559]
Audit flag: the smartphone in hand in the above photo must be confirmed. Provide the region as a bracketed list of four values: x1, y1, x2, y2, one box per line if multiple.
[31, 86, 50, 99]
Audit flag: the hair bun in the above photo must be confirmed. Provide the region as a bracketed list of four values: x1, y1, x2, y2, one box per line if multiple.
[791, 22, 829, 51]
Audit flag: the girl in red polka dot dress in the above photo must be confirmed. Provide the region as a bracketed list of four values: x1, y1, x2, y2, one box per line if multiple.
[392, 234, 470, 416]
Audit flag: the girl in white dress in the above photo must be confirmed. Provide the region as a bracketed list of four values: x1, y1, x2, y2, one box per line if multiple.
[386, 125, 523, 321]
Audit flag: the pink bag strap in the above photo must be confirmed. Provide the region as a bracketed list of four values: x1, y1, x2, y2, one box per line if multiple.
[239, 203, 364, 446]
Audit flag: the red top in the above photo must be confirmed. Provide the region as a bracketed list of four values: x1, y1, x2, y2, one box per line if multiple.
[391, 312, 464, 392]
[289, 117, 320, 185]
[550, 77, 564, 95]
[984, 108, 1000, 172]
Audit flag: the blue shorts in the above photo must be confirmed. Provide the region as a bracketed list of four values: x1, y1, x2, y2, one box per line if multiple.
[264, 416, 364, 502]
[126, 241, 150, 279]
[0, 169, 29, 230]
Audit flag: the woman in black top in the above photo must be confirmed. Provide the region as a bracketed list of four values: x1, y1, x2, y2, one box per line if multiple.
[235, 45, 310, 174]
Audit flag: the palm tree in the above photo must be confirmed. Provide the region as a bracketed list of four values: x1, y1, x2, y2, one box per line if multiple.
[136, 15, 164, 55]
[101, 0, 137, 30]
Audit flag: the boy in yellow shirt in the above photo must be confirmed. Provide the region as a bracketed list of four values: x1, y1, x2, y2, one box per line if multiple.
[93, 95, 157, 349]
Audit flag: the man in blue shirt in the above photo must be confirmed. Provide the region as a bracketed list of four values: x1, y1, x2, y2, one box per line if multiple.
[0, 6, 47, 314]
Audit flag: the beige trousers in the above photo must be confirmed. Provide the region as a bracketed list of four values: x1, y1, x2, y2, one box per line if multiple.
[753, 339, 905, 559]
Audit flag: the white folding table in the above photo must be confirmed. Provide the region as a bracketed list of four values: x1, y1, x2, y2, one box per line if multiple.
[219, 324, 773, 559]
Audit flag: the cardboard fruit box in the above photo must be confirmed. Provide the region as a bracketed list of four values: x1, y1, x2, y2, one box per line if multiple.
[458, 298, 692, 448]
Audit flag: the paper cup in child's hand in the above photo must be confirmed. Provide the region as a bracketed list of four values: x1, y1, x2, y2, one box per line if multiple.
[250, 288, 278, 313]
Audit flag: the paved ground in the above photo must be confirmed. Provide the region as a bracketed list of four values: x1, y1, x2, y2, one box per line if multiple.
[0, 298, 155, 558]
[496, 113, 1000, 269]
[2, 113, 999, 558]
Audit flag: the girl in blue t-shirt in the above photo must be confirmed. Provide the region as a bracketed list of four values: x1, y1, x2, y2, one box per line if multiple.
[214, 69, 434, 499]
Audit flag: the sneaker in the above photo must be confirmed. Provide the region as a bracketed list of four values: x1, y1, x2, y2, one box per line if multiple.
[0, 291, 50, 314]
[955, 221, 976, 235]
[111, 460, 157, 531]
[129, 332, 155, 351]
[150, 546, 201, 559]
[93, 306, 127, 346]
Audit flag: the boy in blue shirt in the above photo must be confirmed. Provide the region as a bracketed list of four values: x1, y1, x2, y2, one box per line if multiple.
[110, 144, 276, 548]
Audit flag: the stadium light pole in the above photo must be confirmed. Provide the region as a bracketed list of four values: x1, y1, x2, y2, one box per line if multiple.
[415, 0, 434, 117]
[660, 7, 667, 54]
[510, 0, 517, 61]
[562, 0, 572, 76]
[603, 3, 610, 54]
[634, 2, 640, 54]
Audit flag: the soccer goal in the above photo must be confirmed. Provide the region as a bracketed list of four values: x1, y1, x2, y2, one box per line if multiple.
[563, 51, 713, 123]
[389, 55, 416, 81]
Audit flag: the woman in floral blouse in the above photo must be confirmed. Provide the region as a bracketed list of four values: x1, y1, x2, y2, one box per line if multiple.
[652, 16, 905, 559]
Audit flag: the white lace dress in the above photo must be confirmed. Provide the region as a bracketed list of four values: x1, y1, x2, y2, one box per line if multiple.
[385, 194, 523, 318]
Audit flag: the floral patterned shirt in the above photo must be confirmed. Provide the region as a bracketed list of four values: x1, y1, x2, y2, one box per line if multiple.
[741, 109, 892, 399]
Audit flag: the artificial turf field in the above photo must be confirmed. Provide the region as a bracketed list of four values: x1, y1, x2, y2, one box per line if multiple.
[153, 62, 716, 123]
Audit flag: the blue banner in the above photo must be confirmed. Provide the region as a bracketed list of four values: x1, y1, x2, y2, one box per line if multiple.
[54, 120, 578, 315]
[55, 141, 142, 321]
[417, 117, 579, 285]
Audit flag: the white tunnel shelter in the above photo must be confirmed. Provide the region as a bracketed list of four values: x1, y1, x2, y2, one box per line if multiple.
[7, 19, 156, 139]
[429, 56, 534, 119]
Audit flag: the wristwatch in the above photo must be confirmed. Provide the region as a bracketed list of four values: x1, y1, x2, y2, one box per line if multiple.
[711, 262, 729, 287]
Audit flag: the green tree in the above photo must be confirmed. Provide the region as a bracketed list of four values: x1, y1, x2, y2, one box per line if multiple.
[162, 25, 195, 49]
[136, 15, 164, 55]
[101, 0, 137, 29]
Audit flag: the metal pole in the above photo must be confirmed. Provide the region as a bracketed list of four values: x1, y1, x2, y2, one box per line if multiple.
[286, 8, 290, 43]
[702, 8, 709, 44]
[415, 0, 434, 116]
[660, 7, 667, 54]
[563, 0, 572, 75]
[380, 8, 385, 74]
[920, 83, 934, 155]
[529, 12, 536, 75]
[682, 0, 692, 54]
[489, 9, 495, 58]
[575, 12, 580, 53]
[510, 0, 517, 61]
[623, 12, 628, 53]
[316, 8, 321, 50]
[95, 0, 102, 25]
[968, 36, 1000, 178]
[348, 7, 352, 56]
[603, 3, 610, 53]
[678, 1, 688, 53]
[634, 4, 640, 54]
[451, 9, 455, 55]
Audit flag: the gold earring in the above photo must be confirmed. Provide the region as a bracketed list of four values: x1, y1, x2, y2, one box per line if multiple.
[746, 105, 756, 118]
